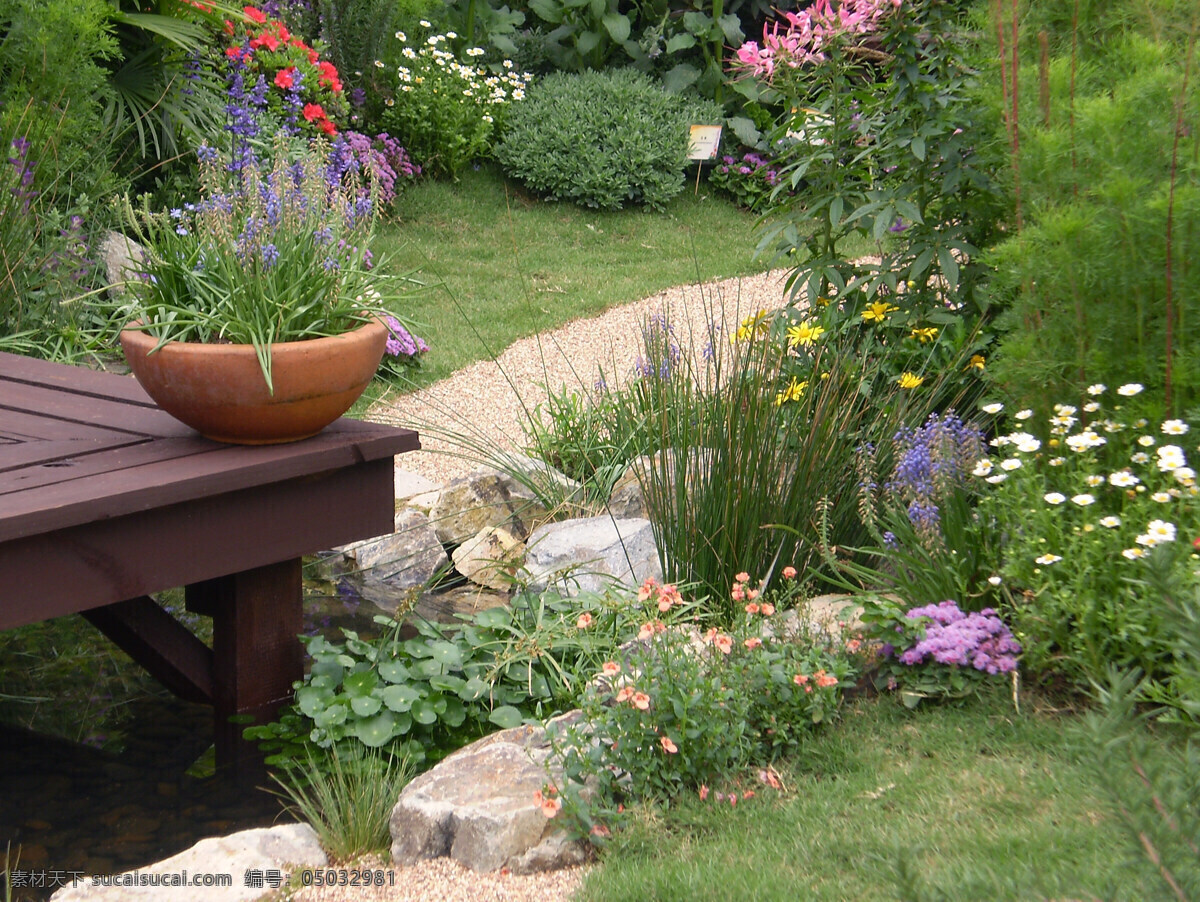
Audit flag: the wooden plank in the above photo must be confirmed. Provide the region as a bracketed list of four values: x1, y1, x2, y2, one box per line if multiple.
[0, 424, 418, 541]
[0, 436, 150, 474]
[82, 596, 214, 704]
[0, 351, 154, 406]
[0, 435, 213, 501]
[0, 456, 398, 626]
[0, 406, 136, 443]
[0, 380, 182, 437]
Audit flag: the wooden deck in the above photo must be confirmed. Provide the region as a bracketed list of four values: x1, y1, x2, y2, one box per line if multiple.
[0, 351, 419, 766]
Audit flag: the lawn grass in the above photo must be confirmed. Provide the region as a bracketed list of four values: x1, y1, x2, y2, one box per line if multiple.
[368, 165, 773, 393]
[578, 687, 1147, 902]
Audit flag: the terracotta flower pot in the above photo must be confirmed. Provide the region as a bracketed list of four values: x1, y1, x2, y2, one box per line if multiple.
[120, 319, 388, 444]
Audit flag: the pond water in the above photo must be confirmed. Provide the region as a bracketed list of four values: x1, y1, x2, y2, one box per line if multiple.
[0, 579, 399, 902]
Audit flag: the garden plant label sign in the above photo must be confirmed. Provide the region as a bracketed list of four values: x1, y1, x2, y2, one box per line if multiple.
[687, 125, 723, 161]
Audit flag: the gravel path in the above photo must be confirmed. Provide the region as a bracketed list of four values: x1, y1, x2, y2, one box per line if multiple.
[370, 268, 794, 486]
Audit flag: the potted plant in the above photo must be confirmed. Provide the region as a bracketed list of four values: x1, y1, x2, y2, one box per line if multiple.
[117, 137, 413, 444]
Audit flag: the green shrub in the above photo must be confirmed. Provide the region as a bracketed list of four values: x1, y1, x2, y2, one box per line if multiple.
[494, 68, 720, 211]
[984, 28, 1199, 414]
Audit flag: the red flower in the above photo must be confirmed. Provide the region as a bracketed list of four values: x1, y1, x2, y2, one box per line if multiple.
[250, 31, 279, 51]
[317, 117, 337, 136]
[306, 48, 320, 65]
[317, 60, 343, 92]
[1193, 535, 1200, 550]
[225, 46, 249, 61]
[243, 5, 267, 24]
[274, 66, 296, 89]
[274, 22, 291, 42]
[302, 103, 326, 122]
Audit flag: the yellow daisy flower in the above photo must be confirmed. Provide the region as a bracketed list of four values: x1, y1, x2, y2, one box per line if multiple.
[861, 301, 899, 324]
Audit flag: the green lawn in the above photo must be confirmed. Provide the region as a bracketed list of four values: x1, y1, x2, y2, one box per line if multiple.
[372, 165, 773, 391]
[579, 687, 1148, 901]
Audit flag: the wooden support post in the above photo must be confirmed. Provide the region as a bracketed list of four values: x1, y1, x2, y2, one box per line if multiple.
[186, 559, 304, 772]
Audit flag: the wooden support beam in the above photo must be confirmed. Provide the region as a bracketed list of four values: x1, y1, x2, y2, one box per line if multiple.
[83, 596, 213, 704]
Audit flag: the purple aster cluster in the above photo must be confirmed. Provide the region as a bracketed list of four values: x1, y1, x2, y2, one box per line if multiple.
[384, 315, 428, 360]
[327, 132, 420, 206]
[709, 151, 782, 212]
[888, 411, 984, 538]
[895, 601, 1021, 674]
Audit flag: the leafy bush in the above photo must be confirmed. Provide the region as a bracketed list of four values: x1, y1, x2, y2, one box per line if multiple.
[707, 150, 782, 212]
[494, 68, 721, 211]
[973, 389, 1199, 705]
[732, 0, 1004, 410]
[377, 23, 531, 178]
[984, 24, 1199, 413]
[246, 589, 658, 767]
[546, 576, 860, 838]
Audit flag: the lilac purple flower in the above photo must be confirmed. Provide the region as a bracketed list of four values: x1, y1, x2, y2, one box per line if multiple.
[892, 600, 1021, 675]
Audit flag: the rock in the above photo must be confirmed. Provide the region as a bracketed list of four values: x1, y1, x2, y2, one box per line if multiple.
[524, 516, 662, 597]
[606, 455, 654, 519]
[452, 526, 525, 591]
[99, 230, 144, 299]
[354, 509, 448, 579]
[412, 584, 510, 625]
[390, 716, 589, 874]
[485, 453, 586, 510]
[51, 824, 326, 902]
[340, 509, 449, 614]
[395, 468, 439, 502]
[429, 470, 549, 546]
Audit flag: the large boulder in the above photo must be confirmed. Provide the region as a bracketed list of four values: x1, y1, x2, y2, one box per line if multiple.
[341, 509, 449, 614]
[429, 469, 549, 546]
[390, 714, 589, 874]
[99, 230, 144, 300]
[411, 584, 510, 625]
[524, 516, 661, 596]
[51, 824, 325, 902]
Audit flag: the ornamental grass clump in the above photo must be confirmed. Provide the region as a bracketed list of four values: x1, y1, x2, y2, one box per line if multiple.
[974, 386, 1200, 707]
[118, 138, 413, 392]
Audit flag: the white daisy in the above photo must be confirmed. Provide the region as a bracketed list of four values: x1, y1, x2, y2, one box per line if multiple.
[981, 402, 1004, 414]
[1151, 492, 1172, 503]
[1122, 547, 1146, 560]
[1035, 553, 1062, 565]
[1085, 474, 1105, 486]
[1087, 384, 1106, 395]
[1072, 494, 1096, 506]
[1162, 419, 1189, 435]
[1099, 516, 1121, 528]
[972, 459, 994, 477]
[1109, 471, 1140, 487]
[1000, 458, 1023, 471]
[1117, 383, 1144, 396]
[1044, 492, 1067, 505]
[1015, 409, 1033, 420]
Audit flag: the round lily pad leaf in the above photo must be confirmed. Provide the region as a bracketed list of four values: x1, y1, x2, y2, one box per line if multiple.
[351, 695, 382, 717]
[459, 676, 489, 701]
[378, 660, 410, 683]
[353, 711, 398, 747]
[343, 670, 378, 697]
[411, 698, 439, 725]
[382, 684, 422, 712]
[428, 640, 464, 669]
[488, 705, 524, 729]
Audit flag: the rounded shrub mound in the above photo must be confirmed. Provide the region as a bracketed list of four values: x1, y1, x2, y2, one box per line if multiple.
[495, 69, 720, 211]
